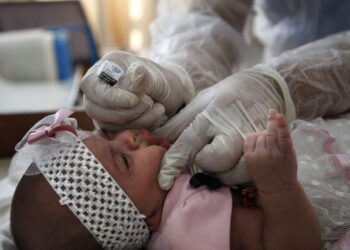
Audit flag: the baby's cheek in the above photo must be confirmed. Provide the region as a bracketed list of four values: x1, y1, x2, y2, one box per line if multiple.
[138, 146, 165, 177]
[150, 146, 167, 165]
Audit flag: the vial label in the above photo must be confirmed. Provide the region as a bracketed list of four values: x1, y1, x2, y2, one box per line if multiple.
[97, 60, 124, 86]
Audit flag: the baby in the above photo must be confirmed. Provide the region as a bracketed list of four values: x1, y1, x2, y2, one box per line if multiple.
[10, 109, 321, 249]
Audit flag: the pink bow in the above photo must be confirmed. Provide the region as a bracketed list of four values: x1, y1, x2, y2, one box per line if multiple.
[27, 109, 78, 144]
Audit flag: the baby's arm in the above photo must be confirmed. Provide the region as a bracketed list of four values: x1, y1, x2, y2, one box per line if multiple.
[243, 109, 320, 250]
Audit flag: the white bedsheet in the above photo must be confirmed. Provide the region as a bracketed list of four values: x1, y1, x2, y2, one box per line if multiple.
[1, 115, 350, 250]
[0, 148, 34, 249]
[0, 177, 18, 249]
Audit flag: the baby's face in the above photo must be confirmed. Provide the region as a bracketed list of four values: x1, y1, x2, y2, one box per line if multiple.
[83, 129, 170, 231]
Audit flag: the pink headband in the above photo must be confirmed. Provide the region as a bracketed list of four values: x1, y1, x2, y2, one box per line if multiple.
[27, 109, 77, 144]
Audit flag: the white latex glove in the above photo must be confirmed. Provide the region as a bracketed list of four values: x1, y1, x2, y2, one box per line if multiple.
[156, 31, 350, 190]
[81, 51, 194, 131]
[155, 64, 296, 190]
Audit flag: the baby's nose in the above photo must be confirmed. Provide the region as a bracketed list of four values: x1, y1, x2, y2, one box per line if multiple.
[126, 135, 139, 150]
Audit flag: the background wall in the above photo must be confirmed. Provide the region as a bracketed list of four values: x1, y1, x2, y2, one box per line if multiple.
[0, 0, 157, 55]
[0, 0, 158, 157]
[80, 0, 157, 55]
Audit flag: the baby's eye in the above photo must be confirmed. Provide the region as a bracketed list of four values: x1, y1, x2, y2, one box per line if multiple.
[121, 154, 130, 170]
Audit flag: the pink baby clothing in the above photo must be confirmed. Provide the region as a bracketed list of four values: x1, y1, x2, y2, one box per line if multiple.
[146, 172, 232, 250]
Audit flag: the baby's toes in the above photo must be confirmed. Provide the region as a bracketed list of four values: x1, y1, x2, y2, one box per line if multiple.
[276, 113, 293, 153]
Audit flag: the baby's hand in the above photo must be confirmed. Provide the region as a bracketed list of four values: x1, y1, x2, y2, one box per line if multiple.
[244, 109, 298, 194]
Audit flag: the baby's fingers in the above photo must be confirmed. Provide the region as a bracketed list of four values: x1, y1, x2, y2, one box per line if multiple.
[276, 113, 292, 153]
[266, 109, 278, 150]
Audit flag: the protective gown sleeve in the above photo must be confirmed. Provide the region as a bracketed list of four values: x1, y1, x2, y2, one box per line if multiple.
[149, 0, 253, 94]
[268, 30, 350, 120]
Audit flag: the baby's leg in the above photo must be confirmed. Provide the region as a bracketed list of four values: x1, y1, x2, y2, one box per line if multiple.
[244, 109, 298, 194]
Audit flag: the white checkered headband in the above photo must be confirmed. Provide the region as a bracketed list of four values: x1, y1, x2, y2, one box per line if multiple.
[15, 109, 150, 249]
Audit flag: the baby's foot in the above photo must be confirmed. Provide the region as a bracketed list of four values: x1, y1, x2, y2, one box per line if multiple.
[244, 109, 298, 194]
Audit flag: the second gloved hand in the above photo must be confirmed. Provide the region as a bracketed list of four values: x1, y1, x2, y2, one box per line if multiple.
[155, 65, 296, 190]
[81, 51, 195, 131]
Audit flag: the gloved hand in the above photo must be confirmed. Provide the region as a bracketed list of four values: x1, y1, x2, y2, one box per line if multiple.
[81, 51, 194, 131]
[157, 31, 350, 190]
[155, 64, 296, 190]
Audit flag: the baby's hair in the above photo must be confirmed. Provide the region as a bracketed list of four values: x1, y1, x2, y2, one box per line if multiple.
[11, 174, 102, 250]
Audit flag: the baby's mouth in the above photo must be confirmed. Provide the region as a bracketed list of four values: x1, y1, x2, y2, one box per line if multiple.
[139, 129, 171, 149]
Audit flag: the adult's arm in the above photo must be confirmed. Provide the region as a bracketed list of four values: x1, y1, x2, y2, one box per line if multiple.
[156, 31, 350, 189]
[80, 0, 253, 132]
[268, 31, 350, 119]
[150, 0, 253, 93]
